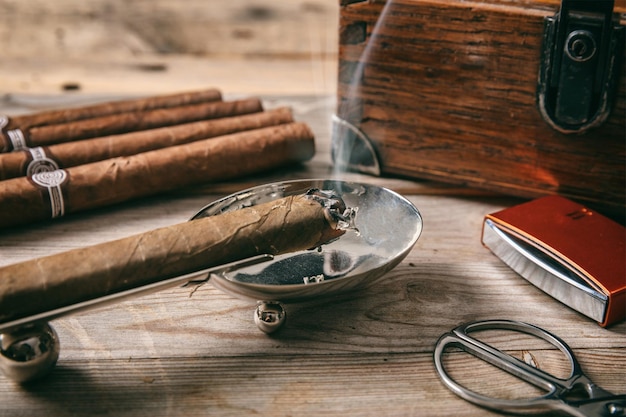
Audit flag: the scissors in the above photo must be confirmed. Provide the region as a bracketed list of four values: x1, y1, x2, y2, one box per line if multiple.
[434, 320, 626, 417]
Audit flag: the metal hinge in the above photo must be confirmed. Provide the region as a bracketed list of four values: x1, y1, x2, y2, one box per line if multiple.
[537, 0, 624, 134]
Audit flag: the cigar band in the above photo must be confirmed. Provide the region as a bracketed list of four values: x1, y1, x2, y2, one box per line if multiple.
[31, 169, 68, 219]
[26, 147, 60, 177]
[7, 128, 27, 151]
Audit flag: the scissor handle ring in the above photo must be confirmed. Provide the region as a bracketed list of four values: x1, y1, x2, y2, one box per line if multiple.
[433, 319, 581, 414]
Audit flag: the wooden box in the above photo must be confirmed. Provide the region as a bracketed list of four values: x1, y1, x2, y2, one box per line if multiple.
[333, 0, 625, 220]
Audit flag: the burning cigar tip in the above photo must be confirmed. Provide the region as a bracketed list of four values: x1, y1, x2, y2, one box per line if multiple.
[304, 189, 356, 232]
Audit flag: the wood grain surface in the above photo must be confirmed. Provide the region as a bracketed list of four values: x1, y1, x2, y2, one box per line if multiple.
[0, 95, 624, 416]
[336, 0, 626, 217]
[0, 1, 624, 416]
[0, 0, 339, 96]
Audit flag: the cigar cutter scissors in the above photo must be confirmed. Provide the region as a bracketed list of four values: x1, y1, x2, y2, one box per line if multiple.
[0, 179, 423, 382]
[434, 320, 626, 417]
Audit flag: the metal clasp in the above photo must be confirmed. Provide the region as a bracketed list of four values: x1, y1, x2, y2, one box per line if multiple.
[537, 0, 624, 134]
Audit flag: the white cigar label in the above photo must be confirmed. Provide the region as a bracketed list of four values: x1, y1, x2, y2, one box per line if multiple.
[27, 147, 60, 177]
[7, 128, 27, 151]
[31, 169, 68, 218]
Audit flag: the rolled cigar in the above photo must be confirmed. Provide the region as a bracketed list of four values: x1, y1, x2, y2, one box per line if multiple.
[0, 97, 262, 154]
[0, 88, 223, 152]
[0, 122, 315, 228]
[6, 98, 264, 150]
[0, 193, 346, 324]
[0, 107, 295, 180]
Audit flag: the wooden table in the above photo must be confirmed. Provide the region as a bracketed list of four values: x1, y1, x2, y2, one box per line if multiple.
[0, 1, 624, 416]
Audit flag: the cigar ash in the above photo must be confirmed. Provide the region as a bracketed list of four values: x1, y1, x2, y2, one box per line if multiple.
[305, 188, 359, 235]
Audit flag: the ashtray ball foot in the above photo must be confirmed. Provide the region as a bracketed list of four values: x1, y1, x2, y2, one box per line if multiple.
[0, 322, 60, 383]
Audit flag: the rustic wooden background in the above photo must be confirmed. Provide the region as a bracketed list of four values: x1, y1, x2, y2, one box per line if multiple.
[0, 0, 338, 99]
[0, 1, 624, 416]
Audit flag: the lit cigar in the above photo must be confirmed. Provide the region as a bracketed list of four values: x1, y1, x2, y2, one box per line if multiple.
[0, 88, 223, 152]
[0, 107, 295, 180]
[1, 98, 263, 151]
[0, 192, 346, 324]
[0, 122, 315, 228]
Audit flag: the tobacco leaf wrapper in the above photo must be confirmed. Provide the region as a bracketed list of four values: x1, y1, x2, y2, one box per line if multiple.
[0, 193, 346, 324]
[0, 107, 294, 180]
[2, 98, 262, 151]
[0, 88, 223, 152]
[0, 122, 315, 228]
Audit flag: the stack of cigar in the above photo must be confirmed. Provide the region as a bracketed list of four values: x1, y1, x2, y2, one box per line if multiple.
[0, 88, 316, 228]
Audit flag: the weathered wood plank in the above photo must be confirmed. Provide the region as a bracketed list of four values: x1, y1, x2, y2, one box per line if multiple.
[0, 0, 339, 96]
[0, 0, 338, 58]
[1, 350, 623, 417]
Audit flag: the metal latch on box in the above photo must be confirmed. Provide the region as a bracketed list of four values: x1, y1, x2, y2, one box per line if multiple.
[537, 0, 624, 134]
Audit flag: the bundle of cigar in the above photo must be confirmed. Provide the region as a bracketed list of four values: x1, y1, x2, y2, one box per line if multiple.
[0, 89, 316, 228]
